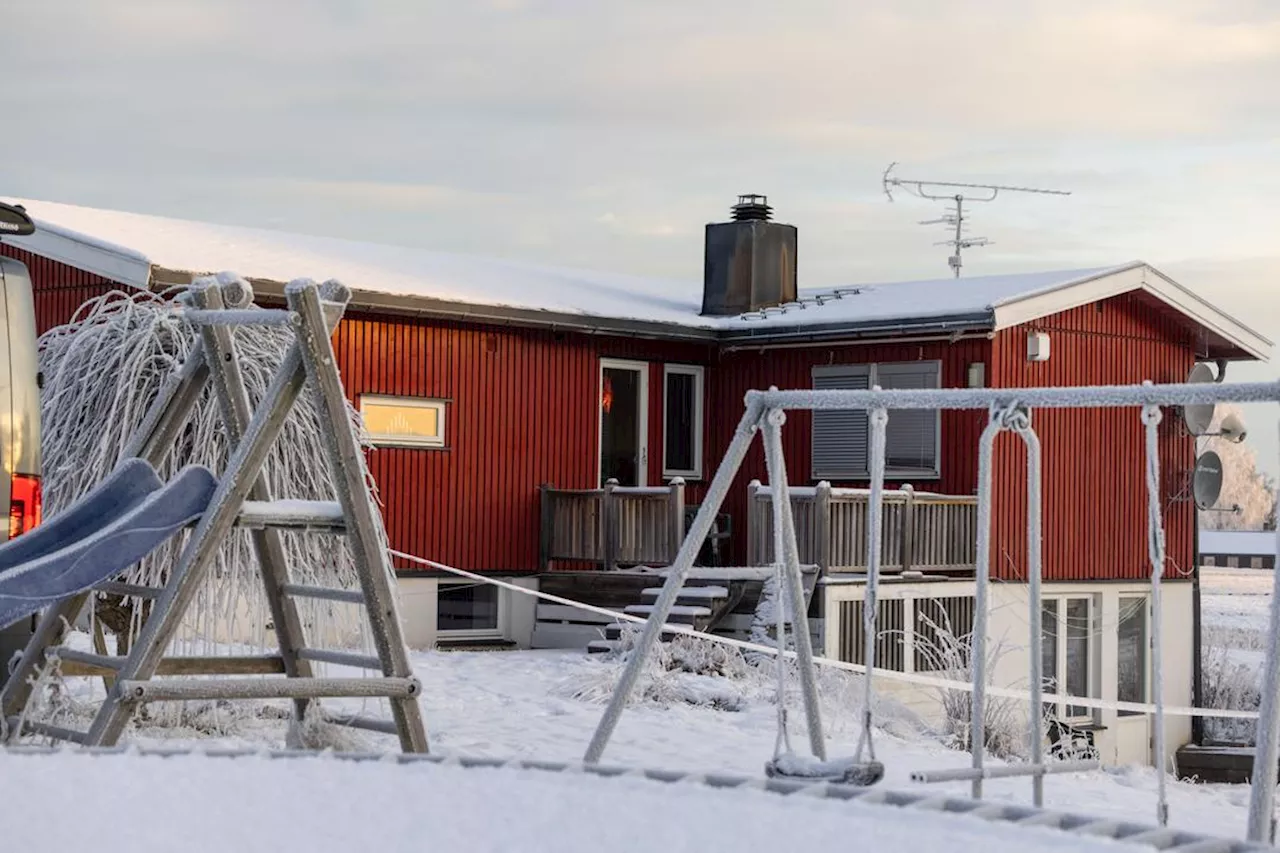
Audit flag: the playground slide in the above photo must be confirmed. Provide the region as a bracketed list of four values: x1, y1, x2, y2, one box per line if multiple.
[0, 459, 163, 575]
[0, 461, 218, 629]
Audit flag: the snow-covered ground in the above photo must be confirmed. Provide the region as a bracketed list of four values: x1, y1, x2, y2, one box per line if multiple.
[0, 749, 1140, 853]
[0, 567, 1271, 851]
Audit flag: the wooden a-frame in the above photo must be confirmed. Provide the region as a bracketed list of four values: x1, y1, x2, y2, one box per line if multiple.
[0, 275, 428, 752]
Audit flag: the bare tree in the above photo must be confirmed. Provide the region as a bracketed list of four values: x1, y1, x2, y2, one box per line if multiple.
[1198, 404, 1276, 531]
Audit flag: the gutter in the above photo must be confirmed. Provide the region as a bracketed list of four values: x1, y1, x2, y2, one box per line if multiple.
[239, 274, 999, 348]
[241, 276, 723, 343]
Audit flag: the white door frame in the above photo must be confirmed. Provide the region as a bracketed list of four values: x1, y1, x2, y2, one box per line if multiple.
[598, 358, 649, 487]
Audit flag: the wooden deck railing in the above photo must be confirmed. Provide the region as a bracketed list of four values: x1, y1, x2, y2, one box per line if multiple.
[746, 480, 978, 575]
[539, 479, 685, 571]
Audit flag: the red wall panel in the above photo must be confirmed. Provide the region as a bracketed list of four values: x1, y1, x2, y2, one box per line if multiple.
[704, 338, 991, 564]
[332, 311, 712, 572]
[990, 293, 1198, 581]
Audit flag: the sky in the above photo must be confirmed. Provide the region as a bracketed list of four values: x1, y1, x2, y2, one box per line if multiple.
[2, 0, 1279, 470]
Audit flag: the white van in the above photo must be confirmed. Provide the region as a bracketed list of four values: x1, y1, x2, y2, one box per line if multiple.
[0, 203, 44, 676]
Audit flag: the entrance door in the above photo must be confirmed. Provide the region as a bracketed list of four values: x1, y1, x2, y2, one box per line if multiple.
[599, 359, 648, 486]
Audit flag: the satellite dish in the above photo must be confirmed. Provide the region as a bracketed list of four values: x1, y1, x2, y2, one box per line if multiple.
[1193, 450, 1224, 510]
[1182, 362, 1216, 435]
[0, 202, 34, 237]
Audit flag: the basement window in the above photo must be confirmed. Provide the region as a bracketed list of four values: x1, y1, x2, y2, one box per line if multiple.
[359, 395, 446, 448]
[663, 364, 705, 479]
[1042, 596, 1097, 723]
[1117, 596, 1148, 716]
[437, 581, 501, 637]
[811, 361, 941, 480]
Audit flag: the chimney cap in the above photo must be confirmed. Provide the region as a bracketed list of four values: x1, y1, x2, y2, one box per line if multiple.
[731, 194, 772, 222]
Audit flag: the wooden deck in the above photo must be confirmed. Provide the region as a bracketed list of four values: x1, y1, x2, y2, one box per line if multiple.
[745, 481, 978, 575]
[539, 479, 978, 576]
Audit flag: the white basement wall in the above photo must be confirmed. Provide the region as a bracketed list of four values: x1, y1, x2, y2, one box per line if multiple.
[823, 578, 1194, 769]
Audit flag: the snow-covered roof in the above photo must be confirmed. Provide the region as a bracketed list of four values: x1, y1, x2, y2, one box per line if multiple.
[2, 197, 1269, 357]
[1199, 529, 1277, 556]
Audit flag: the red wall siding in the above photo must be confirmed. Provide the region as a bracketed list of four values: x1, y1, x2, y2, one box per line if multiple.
[0, 244, 124, 334]
[1, 238, 1202, 584]
[706, 339, 991, 564]
[331, 311, 711, 572]
[990, 293, 1197, 581]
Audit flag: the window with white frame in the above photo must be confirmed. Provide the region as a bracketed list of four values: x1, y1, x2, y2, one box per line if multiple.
[360, 395, 446, 448]
[1041, 595, 1097, 721]
[437, 580, 502, 637]
[1117, 596, 1147, 716]
[663, 364, 704, 479]
[811, 361, 941, 479]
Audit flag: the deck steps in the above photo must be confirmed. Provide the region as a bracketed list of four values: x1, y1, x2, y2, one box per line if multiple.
[533, 568, 821, 653]
[639, 585, 729, 600]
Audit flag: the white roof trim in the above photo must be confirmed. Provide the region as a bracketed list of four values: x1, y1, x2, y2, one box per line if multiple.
[990, 262, 1271, 361]
[5, 222, 151, 289]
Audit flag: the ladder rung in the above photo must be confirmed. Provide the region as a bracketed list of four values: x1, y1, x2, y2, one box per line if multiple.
[7, 716, 87, 743]
[58, 655, 287, 678]
[182, 308, 297, 327]
[94, 581, 163, 600]
[118, 676, 420, 703]
[281, 583, 364, 604]
[49, 648, 124, 671]
[297, 649, 383, 670]
[237, 500, 346, 531]
[322, 713, 401, 736]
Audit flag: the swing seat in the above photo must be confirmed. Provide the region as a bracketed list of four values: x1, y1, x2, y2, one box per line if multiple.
[764, 752, 885, 786]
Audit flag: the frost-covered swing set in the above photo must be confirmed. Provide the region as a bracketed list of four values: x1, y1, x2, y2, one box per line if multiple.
[583, 376, 1280, 829]
[0, 274, 427, 751]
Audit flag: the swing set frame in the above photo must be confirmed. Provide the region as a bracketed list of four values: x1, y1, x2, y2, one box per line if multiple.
[584, 377, 1280, 839]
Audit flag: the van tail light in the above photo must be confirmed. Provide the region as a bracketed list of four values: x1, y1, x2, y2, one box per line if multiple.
[9, 473, 41, 539]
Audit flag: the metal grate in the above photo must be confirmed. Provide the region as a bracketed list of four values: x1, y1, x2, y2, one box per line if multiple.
[838, 598, 906, 672]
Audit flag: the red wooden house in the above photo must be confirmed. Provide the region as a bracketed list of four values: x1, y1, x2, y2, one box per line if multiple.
[0, 194, 1268, 766]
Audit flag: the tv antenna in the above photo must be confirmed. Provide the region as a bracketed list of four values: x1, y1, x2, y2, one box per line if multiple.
[882, 162, 1071, 278]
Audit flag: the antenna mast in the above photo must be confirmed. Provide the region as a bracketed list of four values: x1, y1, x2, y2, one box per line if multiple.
[882, 162, 1071, 278]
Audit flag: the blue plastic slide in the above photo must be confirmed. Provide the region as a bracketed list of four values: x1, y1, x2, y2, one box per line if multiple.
[0, 459, 218, 629]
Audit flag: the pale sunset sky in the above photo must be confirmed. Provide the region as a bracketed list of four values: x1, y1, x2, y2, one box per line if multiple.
[2, 1, 1278, 469]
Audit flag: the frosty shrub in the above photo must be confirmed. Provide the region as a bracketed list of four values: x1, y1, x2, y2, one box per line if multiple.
[911, 608, 1025, 760]
[555, 624, 756, 711]
[1200, 625, 1261, 745]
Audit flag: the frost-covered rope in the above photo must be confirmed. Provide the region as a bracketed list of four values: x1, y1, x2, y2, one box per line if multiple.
[387, 550, 1260, 720]
[970, 409, 1007, 799]
[854, 407, 889, 765]
[1008, 407, 1046, 808]
[1141, 400, 1169, 828]
[762, 416, 793, 760]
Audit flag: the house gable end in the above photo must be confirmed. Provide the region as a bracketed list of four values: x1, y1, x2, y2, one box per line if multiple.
[991, 263, 1269, 363]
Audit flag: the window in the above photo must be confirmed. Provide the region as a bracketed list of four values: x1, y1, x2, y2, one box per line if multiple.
[1117, 596, 1147, 716]
[663, 365, 704, 479]
[811, 361, 940, 479]
[1042, 596, 1095, 721]
[437, 581, 501, 636]
[360, 395, 446, 448]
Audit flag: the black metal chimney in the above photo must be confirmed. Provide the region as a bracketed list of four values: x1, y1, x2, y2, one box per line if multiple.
[701, 194, 798, 316]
